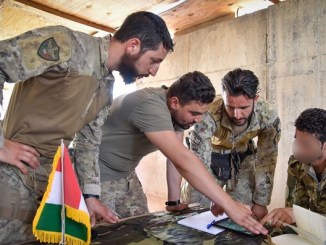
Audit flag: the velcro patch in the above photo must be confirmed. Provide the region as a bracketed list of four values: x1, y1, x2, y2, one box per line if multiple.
[19, 32, 71, 70]
[37, 37, 60, 61]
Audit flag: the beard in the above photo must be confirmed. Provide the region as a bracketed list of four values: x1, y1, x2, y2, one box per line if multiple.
[228, 103, 254, 126]
[118, 53, 144, 84]
[118, 53, 149, 84]
[229, 110, 253, 126]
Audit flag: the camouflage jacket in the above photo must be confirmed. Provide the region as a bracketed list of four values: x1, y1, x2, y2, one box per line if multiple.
[286, 155, 326, 214]
[190, 96, 281, 206]
[0, 26, 114, 187]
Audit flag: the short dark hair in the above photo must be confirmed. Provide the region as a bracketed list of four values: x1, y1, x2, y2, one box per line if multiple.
[295, 108, 326, 144]
[221, 68, 259, 99]
[114, 11, 174, 53]
[167, 71, 216, 105]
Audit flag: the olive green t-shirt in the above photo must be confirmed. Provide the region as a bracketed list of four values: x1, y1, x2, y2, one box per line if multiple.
[99, 87, 182, 181]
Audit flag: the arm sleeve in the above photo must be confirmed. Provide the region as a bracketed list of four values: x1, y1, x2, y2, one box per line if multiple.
[253, 117, 281, 206]
[285, 156, 310, 209]
[73, 106, 109, 195]
[190, 112, 216, 171]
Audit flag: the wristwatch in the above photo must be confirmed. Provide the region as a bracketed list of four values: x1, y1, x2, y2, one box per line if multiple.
[165, 200, 180, 206]
[83, 194, 99, 200]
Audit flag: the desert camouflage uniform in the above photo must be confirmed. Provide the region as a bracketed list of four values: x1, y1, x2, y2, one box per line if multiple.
[181, 96, 281, 207]
[0, 25, 114, 244]
[285, 155, 326, 214]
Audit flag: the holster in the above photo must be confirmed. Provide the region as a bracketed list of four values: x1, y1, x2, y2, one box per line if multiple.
[210, 153, 231, 181]
[210, 140, 256, 181]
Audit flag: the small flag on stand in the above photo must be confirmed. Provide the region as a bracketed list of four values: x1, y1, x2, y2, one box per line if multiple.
[33, 141, 91, 245]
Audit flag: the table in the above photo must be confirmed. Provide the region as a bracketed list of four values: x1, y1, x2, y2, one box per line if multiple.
[20, 207, 290, 245]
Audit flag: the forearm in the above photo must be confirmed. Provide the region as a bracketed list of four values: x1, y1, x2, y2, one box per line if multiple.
[73, 106, 109, 195]
[73, 128, 101, 195]
[253, 155, 277, 206]
[254, 120, 281, 205]
[166, 131, 184, 201]
[166, 158, 182, 200]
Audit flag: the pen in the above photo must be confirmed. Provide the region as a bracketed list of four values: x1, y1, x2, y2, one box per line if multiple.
[206, 220, 216, 229]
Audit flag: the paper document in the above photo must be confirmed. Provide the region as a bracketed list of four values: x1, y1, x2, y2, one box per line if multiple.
[177, 211, 227, 235]
[272, 205, 326, 245]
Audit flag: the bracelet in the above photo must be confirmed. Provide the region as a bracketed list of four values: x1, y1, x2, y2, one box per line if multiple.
[83, 194, 99, 200]
[165, 200, 180, 206]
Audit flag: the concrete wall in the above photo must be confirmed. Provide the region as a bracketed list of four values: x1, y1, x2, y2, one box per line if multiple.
[136, 0, 326, 211]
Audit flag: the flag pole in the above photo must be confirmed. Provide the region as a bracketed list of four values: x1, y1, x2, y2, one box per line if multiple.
[59, 139, 66, 245]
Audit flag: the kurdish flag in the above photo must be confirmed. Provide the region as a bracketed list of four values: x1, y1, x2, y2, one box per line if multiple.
[33, 142, 91, 245]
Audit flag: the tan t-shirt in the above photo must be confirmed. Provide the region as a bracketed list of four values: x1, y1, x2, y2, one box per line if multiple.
[99, 87, 182, 180]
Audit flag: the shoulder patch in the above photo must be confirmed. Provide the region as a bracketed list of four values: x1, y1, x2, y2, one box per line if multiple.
[37, 37, 60, 61]
[18, 32, 71, 70]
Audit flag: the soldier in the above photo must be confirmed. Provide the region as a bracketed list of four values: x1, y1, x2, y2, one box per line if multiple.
[74, 71, 268, 235]
[261, 108, 326, 227]
[0, 11, 173, 244]
[179, 68, 281, 221]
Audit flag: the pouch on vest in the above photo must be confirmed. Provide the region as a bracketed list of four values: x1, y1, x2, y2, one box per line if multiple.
[210, 153, 231, 181]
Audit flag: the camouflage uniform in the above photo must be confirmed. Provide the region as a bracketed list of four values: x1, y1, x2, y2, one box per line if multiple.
[100, 171, 149, 218]
[0, 25, 114, 244]
[181, 95, 281, 208]
[285, 155, 326, 214]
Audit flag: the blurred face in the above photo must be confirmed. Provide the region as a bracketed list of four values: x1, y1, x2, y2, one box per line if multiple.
[169, 98, 208, 130]
[222, 91, 257, 126]
[119, 41, 168, 84]
[292, 129, 325, 164]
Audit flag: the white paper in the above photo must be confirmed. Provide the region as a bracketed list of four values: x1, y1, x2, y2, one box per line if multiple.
[177, 211, 227, 235]
[272, 234, 314, 245]
[293, 205, 326, 242]
[272, 205, 326, 245]
[285, 224, 325, 245]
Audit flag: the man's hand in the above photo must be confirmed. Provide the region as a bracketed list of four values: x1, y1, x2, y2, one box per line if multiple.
[0, 139, 40, 174]
[85, 198, 119, 226]
[165, 203, 188, 212]
[251, 203, 268, 221]
[224, 200, 268, 235]
[210, 201, 224, 216]
[260, 208, 294, 227]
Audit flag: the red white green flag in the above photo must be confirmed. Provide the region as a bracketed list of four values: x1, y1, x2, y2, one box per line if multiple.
[32, 142, 91, 245]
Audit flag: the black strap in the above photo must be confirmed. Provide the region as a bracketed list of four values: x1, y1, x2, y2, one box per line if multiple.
[165, 200, 180, 206]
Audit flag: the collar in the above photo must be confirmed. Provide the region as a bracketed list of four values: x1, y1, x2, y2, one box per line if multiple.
[306, 164, 326, 183]
[100, 35, 112, 73]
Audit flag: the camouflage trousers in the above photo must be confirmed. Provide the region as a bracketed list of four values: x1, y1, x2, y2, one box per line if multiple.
[0, 163, 52, 245]
[181, 154, 256, 207]
[100, 171, 149, 218]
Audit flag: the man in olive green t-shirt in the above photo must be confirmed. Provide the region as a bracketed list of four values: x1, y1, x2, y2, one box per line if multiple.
[98, 71, 213, 217]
